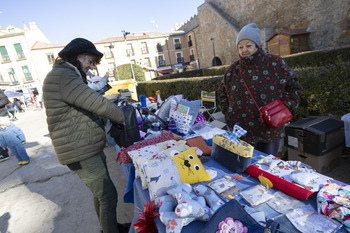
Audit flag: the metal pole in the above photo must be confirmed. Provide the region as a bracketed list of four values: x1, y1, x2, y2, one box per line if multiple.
[122, 30, 136, 81]
[211, 37, 216, 66]
[109, 44, 119, 81]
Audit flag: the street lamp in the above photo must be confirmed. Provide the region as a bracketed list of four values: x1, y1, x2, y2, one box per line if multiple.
[211, 37, 216, 66]
[109, 43, 120, 81]
[122, 30, 136, 81]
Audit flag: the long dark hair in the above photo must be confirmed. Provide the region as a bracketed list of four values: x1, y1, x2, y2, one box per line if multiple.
[56, 53, 102, 83]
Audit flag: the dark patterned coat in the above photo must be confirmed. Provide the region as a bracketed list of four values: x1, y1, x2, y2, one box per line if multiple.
[218, 48, 302, 145]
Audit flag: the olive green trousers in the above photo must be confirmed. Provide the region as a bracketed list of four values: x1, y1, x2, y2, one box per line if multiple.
[68, 151, 119, 233]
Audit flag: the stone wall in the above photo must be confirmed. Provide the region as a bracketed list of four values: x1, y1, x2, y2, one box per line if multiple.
[194, 0, 350, 68]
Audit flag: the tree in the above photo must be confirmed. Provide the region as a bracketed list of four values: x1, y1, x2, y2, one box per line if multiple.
[115, 63, 145, 81]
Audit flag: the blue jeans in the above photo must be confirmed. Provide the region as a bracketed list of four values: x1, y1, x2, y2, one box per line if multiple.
[256, 140, 280, 155]
[10, 143, 30, 162]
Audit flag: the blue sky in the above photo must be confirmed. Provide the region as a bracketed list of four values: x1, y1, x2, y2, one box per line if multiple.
[0, 0, 204, 45]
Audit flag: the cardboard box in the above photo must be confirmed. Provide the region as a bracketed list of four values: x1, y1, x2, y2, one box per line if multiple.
[288, 146, 342, 174]
[285, 116, 344, 156]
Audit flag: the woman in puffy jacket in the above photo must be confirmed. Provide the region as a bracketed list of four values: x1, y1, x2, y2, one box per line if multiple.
[43, 38, 127, 233]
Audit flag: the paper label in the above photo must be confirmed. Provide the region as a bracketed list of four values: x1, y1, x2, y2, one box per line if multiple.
[288, 136, 298, 148]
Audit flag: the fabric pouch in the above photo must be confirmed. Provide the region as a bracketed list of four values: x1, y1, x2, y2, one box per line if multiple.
[211, 134, 253, 173]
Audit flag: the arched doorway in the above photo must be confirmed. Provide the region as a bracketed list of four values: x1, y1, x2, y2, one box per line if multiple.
[212, 57, 222, 66]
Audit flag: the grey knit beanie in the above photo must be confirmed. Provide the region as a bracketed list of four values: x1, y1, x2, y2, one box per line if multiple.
[236, 23, 261, 48]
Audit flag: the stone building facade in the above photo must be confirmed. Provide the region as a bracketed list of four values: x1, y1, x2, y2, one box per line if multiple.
[181, 0, 350, 68]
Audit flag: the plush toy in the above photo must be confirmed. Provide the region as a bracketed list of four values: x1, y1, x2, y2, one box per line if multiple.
[156, 183, 224, 233]
[193, 184, 225, 212]
[155, 194, 196, 233]
[167, 184, 211, 220]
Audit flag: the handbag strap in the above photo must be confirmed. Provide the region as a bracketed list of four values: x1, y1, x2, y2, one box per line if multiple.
[239, 66, 264, 124]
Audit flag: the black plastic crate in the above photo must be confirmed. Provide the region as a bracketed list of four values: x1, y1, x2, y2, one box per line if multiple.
[285, 116, 344, 156]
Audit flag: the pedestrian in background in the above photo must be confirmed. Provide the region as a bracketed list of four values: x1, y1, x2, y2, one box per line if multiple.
[6, 101, 18, 121]
[42, 38, 129, 233]
[13, 98, 25, 112]
[218, 23, 302, 155]
[0, 90, 10, 117]
[0, 117, 30, 165]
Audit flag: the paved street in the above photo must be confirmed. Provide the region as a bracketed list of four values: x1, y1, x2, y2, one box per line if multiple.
[0, 106, 134, 233]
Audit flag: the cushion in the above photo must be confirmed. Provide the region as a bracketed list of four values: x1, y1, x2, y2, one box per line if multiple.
[143, 158, 182, 200]
[128, 144, 160, 178]
[156, 140, 179, 151]
[130, 146, 168, 190]
[171, 147, 211, 184]
[170, 111, 193, 135]
[117, 131, 175, 164]
[178, 99, 201, 126]
[163, 144, 190, 158]
[186, 136, 212, 156]
[157, 95, 175, 122]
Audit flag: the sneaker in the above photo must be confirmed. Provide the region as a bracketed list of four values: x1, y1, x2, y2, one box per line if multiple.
[18, 161, 23, 165]
[21, 160, 30, 165]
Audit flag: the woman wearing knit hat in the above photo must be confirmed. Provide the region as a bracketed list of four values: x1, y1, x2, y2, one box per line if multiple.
[43, 38, 129, 233]
[218, 23, 302, 155]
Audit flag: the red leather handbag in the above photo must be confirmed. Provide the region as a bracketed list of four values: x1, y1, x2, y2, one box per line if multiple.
[259, 98, 293, 128]
[239, 68, 293, 128]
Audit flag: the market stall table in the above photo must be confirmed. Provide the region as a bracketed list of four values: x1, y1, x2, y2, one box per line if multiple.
[120, 149, 348, 233]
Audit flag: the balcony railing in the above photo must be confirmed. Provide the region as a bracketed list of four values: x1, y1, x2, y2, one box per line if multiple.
[16, 52, 26, 60]
[188, 40, 193, 47]
[158, 60, 166, 66]
[177, 57, 184, 64]
[174, 43, 181, 50]
[190, 55, 195, 61]
[141, 47, 149, 54]
[1, 55, 11, 63]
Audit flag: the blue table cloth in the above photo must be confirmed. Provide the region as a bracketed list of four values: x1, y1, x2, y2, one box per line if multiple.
[120, 150, 347, 233]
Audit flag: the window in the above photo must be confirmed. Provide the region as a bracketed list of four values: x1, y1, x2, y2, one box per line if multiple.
[188, 35, 193, 47]
[47, 53, 55, 65]
[14, 43, 26, 60]
[22, 66, 33, 82]
[130, 59, 136, 64]
[107, 62, 115, 73]
[0, 73, 4, 82]
[156, 43, 163, 52]
[143, 57, 151, 67]
[141, 42, 149, 54]
[126, 43, 134, 56]
[0, 46, 11, 63]
[176, 52, 184, 63]
[104, 46, 113, 59]
[190, 49, 195, 61]
[8, 68, 18, 84]
[158, 55, 165, 66]
[174, 38, 181, 49]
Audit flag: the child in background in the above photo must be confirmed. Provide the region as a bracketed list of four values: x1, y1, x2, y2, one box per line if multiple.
[0, 117, 30, 165]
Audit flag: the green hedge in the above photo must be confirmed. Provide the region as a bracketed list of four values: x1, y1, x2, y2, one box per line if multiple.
[283, 46, 350, 69]
[151, 46, 350, 81]
[137, 59, 350, 121]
